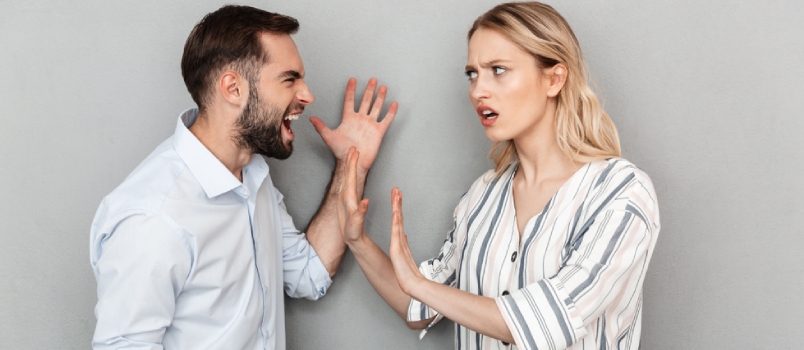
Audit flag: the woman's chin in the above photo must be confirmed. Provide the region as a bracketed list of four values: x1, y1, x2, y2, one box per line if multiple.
[483, 129, 511, 143]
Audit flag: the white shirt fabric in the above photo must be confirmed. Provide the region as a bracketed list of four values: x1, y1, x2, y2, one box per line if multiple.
[90, 108, 332, 350]
[408, 159, 660, 350]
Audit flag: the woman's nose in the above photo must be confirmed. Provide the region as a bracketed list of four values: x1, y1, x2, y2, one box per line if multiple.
[470, 76, 491, 101]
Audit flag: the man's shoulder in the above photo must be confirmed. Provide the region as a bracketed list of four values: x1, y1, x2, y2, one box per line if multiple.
[97, 137, 187, 224]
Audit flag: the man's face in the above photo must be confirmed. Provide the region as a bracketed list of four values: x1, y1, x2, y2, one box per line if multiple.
[234, 33, 314, 159]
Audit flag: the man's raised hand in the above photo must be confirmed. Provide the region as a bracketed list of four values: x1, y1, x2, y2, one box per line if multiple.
[310, 78, 397, 174]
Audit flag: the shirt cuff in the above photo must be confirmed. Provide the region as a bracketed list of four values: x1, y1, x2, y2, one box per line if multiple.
[305, 254, 333, 300]
[406, 296, 435, 322]
[407, 297, 444, 340]
[495, 279, 587, 350]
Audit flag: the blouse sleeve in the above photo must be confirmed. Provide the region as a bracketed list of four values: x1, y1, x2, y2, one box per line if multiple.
[495, 180, 659, 350]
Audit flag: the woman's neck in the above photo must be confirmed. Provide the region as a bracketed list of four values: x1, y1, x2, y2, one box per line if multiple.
[512, 121, 581, 187]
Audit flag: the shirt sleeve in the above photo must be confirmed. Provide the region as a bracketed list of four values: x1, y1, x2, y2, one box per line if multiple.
[495, 198, 657, 350]
[274, 188, 332, 301]
[91, 211, 192, 350]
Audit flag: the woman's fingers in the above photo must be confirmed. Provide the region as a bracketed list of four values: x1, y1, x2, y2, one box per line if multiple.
[349, 198, 369, 227]
[391, 187, 403, 216]
[339, 147, 369, 242]
[341, 146, 362, 209]
[390, 203, 424, 295]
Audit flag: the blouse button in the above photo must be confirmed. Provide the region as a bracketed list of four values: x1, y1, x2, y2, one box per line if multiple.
[502, 341, 510, 346]
[510, 251, 517, 262]
[502, 290, 510, 296]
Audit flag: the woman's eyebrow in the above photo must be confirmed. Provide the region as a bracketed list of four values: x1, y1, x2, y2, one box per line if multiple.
[466, 59, 513, 71]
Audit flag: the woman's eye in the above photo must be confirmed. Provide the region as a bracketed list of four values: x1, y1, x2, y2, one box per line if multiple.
[465, 71, 478, 80]
[493, 67, 506, 75]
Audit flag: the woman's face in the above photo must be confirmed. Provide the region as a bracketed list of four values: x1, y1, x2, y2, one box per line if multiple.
[466, 28, 557, 143]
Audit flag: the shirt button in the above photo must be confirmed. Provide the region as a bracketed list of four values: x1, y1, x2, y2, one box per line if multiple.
[510, 251, 517, 262]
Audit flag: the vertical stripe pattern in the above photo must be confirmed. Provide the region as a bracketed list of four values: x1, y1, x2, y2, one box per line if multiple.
[408, 158, 660, 350]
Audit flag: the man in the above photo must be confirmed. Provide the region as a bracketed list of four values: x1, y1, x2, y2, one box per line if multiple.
[89, 5, 396, 349]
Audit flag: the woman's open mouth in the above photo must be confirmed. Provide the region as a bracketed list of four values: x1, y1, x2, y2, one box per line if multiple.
[477, 106, 498, 127]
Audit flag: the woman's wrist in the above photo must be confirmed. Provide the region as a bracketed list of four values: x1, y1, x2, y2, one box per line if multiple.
[402, 275, 432, 300]
[345, 230, 371, 252]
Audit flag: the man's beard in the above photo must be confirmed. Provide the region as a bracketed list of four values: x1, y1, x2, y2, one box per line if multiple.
[234, 85, 298, 160]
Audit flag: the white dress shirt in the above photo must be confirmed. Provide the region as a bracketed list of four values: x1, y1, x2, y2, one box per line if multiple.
[409, 159, 660, 350]
[90, 108, 331, 350]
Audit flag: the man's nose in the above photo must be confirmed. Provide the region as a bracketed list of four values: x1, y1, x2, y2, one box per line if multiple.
[297, 81, 314, 106]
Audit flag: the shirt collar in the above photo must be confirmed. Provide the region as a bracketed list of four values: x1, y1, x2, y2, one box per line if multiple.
[172, 108, 268, 198]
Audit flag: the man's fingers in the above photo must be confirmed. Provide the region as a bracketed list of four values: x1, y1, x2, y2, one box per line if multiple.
[357, 78, 378, 115]
[309, 116, 332, 138]
[380, 102, 399, 129]
[342, 78, 357, 115]
[369, 85, 387, 119]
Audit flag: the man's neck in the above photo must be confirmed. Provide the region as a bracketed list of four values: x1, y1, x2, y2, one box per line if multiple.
[189, 111, 252, 182]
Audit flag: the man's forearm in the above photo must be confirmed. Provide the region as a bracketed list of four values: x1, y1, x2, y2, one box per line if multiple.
[306, 160, 367, 276]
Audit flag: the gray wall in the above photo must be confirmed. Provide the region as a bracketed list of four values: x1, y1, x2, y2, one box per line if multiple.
[1, 0, 802, 349]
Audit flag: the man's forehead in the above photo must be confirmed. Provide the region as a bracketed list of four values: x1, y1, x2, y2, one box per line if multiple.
[259, 32, 304, 75]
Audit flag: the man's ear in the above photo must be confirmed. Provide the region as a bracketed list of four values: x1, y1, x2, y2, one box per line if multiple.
[218, 70, 247, 107]
[545, 63, 568, 98]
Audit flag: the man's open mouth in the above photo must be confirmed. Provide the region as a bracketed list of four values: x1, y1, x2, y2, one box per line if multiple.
[283, 113, 300, 134]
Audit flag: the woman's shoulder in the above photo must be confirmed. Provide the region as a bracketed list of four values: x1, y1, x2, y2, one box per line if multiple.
[584, 157, 659, 224]
[457, 165, 516, 205]
[586, 158, 653, 188]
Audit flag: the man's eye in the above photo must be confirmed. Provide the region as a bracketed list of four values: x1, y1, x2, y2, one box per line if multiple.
[493, 67, 506, 75]
[284, 78, 296, 84]
[465, 71, 478, 80]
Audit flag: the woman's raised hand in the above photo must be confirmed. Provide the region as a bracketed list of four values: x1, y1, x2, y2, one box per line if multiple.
[337, 147, 370, 244]
[389, 188, 426, 295]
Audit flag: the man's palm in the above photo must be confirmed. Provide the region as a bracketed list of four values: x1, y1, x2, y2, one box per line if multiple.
[310, 78, 397, 172]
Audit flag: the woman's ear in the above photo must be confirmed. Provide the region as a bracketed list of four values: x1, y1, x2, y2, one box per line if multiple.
[545, 63, 568, 98]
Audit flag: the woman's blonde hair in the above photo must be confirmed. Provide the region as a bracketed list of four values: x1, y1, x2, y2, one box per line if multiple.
[469, 2, 621, 176]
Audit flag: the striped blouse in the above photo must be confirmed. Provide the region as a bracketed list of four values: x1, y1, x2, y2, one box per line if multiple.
[407, 158, 660, 350]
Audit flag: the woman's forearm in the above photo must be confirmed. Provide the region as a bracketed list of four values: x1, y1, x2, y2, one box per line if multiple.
[408, 278, 515, 344]
[348, 234, 431, 328]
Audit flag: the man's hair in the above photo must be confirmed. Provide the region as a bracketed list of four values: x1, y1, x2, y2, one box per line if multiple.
[181, 5, 299, 112]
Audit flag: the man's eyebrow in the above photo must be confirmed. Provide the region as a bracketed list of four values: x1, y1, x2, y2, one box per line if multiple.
[277, 70, 303, 80]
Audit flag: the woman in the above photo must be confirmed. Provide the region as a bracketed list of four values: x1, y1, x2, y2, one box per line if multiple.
[337, 2, 659, 349]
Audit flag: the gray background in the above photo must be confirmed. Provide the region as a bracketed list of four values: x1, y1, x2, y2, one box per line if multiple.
[1, 0, 802, 349]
